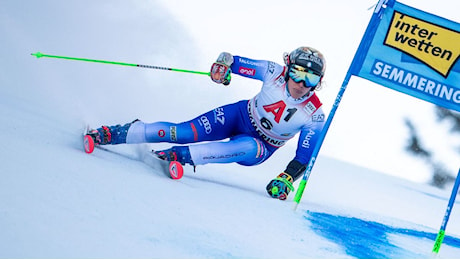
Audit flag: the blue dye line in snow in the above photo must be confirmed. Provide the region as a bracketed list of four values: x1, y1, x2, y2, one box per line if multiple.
[305, 211, 460, 258]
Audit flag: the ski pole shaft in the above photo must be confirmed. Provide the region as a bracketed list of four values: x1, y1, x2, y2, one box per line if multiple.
[292, 74, 352, 210]
[292, 157, 315, 210]
[31, 52, 210, 76]
[291, 0, 393, 210]
[293, 179, 307, 210]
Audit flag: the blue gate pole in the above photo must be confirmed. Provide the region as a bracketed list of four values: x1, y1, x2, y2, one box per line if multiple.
[432, 168, 460, 254]
[292, 0, 393, 210]
[292, 75, 351, 210]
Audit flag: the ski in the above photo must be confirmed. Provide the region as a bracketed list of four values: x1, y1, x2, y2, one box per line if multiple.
[82, 126, 183, 180]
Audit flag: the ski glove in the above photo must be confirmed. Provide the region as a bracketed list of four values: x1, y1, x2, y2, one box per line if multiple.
[210, 52, 233, 85]
[266, 172, 294, 200]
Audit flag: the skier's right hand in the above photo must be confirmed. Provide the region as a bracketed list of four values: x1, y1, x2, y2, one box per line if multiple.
[266, 173, 294, 200]
[210, 52, 233, 85]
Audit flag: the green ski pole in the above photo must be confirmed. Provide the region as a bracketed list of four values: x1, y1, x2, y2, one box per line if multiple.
[31, 52, 210, 76]
[292, 157, 314, 211]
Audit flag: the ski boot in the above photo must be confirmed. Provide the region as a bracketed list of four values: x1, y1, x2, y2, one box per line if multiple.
[153, 147, 195, 180]
[83, 121, 136, 154]
[84, 126, 111, 154]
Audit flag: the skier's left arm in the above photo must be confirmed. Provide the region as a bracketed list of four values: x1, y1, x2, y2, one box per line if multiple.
[290, 108, 326, 178]
[266, 108, 326, 200]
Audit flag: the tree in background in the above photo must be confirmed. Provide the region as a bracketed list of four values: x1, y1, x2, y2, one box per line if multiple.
[404, 106, 459, 189]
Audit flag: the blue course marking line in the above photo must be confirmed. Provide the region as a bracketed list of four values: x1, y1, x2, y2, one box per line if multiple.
[305, 211, 460, 258]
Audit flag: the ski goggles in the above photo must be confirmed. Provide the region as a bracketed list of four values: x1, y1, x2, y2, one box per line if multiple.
[288, 65, 321, 87]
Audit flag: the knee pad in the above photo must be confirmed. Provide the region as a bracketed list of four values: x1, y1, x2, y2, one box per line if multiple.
[236, 137, 272, 166]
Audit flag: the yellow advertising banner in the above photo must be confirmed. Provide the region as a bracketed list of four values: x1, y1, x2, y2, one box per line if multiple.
[385, 11, 460, 77]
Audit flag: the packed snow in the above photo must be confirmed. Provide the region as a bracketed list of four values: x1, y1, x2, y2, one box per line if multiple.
[1, 1, 460, 258]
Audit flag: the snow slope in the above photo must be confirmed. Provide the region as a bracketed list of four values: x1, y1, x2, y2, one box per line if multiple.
[1, 1, 460, 258]
[1, 92, 460, 258]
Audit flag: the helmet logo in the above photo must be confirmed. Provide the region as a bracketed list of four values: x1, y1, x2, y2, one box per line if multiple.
[288, 46, 326, 79]
[298, 53, 323, 68]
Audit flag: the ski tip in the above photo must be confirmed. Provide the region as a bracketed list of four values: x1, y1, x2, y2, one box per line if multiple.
[169, 161, 184, 180]
[83, 135, 95, 154]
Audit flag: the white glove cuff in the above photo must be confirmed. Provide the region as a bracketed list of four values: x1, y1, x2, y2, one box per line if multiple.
[216, 52, 234, 66]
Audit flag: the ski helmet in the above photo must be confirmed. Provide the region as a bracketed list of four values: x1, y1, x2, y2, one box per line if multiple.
[284, 47, 326, 89]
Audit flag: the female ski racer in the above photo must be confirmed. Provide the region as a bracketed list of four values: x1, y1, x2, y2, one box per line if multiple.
[85, 46, 327, 200]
